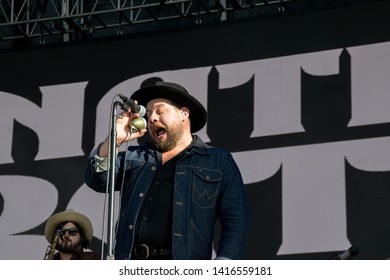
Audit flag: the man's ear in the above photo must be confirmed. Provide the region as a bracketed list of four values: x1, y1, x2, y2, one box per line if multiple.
[180, 107, 190, 118]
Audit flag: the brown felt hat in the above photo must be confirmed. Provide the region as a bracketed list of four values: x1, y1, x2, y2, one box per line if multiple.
[44, 209, 93, 243]
[131, 81, 207, 133]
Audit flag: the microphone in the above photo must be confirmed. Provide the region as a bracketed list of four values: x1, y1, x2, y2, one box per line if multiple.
[118, 94, 146, 116]
[130, 116, 147, 133]
[338, 246, 359, 260]
[118, 94, 147, 132]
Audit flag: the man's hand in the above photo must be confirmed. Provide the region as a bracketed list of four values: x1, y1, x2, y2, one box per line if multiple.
[115, 111, 147, 145]
[97, 111, 147, 157]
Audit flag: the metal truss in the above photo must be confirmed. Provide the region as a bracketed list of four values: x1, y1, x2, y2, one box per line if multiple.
[0, 0, 294, 44]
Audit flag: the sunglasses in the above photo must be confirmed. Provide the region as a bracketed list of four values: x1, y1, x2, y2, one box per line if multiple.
[56, 227, 79, 236]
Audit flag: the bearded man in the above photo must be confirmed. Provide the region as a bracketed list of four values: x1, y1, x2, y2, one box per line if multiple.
[85, 81, 249, 260]
[44, 209, 100, 260]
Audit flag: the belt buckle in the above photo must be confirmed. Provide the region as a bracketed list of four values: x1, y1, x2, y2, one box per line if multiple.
[134, 244, 149, 259]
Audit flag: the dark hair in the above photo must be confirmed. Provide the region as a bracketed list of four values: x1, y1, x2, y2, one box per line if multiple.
[55, 221, 90, 249]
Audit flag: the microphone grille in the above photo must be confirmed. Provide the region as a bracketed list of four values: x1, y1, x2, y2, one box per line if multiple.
[138, 105, 146, 117]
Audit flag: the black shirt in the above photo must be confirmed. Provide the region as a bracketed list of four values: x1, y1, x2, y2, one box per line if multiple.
[134, 151, 182, 248]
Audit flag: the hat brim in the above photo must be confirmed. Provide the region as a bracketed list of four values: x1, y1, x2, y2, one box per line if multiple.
[131, 82, 207, 133]
[44, 210, 93, 243]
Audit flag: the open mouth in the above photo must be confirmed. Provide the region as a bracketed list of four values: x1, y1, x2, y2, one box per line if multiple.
[157, 128, 166, 137]
[152, 125, 167, 139]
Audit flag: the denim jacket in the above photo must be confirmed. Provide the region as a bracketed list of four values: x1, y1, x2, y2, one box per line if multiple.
[84, 136, 249, 260]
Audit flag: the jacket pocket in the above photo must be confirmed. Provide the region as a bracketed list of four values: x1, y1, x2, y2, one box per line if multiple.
[191, 167, 222, 209]
[120, 159, 145, 197]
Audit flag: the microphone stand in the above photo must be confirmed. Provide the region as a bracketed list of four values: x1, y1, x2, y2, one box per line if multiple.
[105, 100, 122, 260]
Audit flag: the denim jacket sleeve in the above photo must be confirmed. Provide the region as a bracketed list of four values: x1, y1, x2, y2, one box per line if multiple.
[215, 151, 250, 260]
[84, 143, 125, 193]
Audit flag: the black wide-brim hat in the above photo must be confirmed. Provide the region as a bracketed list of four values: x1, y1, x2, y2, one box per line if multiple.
[131, 81, 207, 133]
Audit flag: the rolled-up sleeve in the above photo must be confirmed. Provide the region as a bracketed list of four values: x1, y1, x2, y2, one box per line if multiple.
[89, 144, 110, 172]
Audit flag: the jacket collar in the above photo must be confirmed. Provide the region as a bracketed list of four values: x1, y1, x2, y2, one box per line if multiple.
[184, 135, 210, 156]
[140, 135, 210, 157]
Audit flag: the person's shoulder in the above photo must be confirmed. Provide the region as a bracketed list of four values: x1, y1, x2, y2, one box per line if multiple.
[205, 143, 232, 155]
[81, 251, 101, 260]
[193, 135, 230, 154]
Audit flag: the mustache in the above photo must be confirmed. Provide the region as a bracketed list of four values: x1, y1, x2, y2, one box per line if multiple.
[58, 235, 72, 243]
[150, 122, 166, 129]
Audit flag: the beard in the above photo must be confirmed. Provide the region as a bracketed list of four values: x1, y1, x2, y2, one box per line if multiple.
[152, 122, 184, 152]
[56, 237, 82, 254]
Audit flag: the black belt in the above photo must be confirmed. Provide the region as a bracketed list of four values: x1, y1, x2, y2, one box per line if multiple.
[132, 244, 172, 259]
